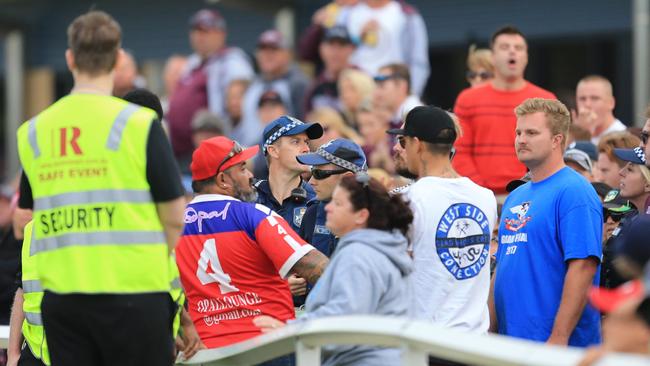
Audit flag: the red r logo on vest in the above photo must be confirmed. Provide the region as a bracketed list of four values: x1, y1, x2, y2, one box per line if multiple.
[58, 127, 82, 156]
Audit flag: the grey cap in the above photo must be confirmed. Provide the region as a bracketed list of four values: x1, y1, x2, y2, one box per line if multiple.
[564, 148, 592, 173]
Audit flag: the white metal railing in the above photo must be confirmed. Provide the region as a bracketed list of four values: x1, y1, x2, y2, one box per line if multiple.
[176, 316, 650, 366]
[3, 318, 649, 365]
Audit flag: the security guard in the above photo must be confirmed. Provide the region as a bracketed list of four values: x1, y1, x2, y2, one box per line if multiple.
[256, 115, 323, 232]
[15, 11, 185, 366]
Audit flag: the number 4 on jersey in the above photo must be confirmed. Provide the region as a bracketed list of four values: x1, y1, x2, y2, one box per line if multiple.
[196, 238, 240, 294]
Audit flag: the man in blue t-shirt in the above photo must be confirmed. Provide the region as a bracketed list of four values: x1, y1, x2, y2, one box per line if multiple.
[491, 98, 602, 347]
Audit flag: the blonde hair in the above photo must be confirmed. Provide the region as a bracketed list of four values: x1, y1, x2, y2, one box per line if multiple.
[515, 98, 570, 148]
[306, 107, 364, 145]
[597, 132, 641, 167]
[338, 69, 376, 104]
[466, 44, 494, 72]
[640, 164, 650, 184]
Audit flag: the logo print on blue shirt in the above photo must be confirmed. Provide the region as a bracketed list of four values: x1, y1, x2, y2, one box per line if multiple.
[504, 201, 532, 232]
[293, 207, 306, 227]
[436, 203, 490, 280]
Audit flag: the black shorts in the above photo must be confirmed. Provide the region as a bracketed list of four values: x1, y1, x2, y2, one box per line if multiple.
[18, 344, 47, 366]
[41, 291, 175, 366]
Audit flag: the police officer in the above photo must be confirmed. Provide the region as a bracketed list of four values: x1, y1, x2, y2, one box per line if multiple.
[16, 11, 185, 366]
[256, 115, 323, 233]
[297, 138, 368, 257]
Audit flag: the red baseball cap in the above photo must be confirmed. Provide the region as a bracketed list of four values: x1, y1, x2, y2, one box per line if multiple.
[190, 136, 259, 181]
[589, 280, 644, 313]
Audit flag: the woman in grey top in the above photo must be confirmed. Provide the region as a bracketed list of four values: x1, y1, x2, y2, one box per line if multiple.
[254, 173, 414, 366]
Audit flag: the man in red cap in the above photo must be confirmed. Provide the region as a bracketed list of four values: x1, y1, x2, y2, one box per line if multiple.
[174, 136, 329, 352]
[167, 9, 254, 173]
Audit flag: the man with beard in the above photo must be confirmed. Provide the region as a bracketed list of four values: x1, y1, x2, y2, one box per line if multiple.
[175, 136, 329, 352]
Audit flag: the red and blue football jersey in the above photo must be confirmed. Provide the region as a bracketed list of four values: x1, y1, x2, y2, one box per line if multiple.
[175, 194, 314, 348]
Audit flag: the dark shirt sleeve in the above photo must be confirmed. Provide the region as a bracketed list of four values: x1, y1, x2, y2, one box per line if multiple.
[147, 121, 185, 202]
[298, 204, 317, 243]
[18, 172, 33, 209]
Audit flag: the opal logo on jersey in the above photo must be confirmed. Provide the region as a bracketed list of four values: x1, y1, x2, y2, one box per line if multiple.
[184, 202, 231, 232]
[504, 201, 531, 232]
[436, 203, 490, 280]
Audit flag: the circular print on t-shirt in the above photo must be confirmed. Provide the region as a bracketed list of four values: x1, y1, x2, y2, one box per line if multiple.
[436, 203, 490, 280]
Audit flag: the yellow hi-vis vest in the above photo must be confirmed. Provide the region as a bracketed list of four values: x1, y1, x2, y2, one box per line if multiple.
[21, 221, 50, 365]
[16, 94, 169, 294]
[169, 252, 185, 338]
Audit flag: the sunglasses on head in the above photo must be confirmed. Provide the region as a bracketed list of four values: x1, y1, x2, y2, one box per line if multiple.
[373, 74, 403, 83]
[311, 168, 348, 180]
[466, 71, 493, 81]
[216, 141, 243, 174]
[641, 131, 649, 145]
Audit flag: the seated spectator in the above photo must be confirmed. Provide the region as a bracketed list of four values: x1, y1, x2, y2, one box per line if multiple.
[224, 79, 249, 137]
[304, 26, 356, 115]
[307, 107, 363, 148]
[356, 101, 394, 173]
[373, 63, 422, 129]
[190, 109, 225, 148]
[238, 30, 310, 146]
[251, 91, 291, 179]
[254, 174, 414, 366]
[346, 0, 430, 96]
[465, 44, 494, 88]
[338, 68, 375, 128]
[564, 148, 594, 182]
[596, 132, 641, 189]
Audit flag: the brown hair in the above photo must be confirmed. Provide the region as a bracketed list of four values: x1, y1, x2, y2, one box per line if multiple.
[597, 131, 641, 167]
[378, 63, 411, 93]
[67, 11, 122, 76]
[490, 25, 526, 49]
[338, 175, 413, 237]
[515, 98, 571, 149]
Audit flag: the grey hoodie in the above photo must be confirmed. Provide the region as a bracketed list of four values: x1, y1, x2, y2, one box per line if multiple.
[295, 228, 414, 366]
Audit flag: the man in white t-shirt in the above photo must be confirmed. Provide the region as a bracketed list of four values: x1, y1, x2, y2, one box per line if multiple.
[387, 106, 498, 333]
[346, 0, 429, 95]
[573, 75, 626, 145]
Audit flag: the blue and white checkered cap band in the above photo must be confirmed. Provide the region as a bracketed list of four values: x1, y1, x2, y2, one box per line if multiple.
[263, 118, 303, 152]
[634, 147, 647, 164]
[316, 148, 367, 173]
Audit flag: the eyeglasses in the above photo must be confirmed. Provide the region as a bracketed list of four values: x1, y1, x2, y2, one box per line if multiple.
[641, 131, 649, 145]
[311, 168, 348, 180]
[466, 71, 493, 81]
[216, 141, 243, 174]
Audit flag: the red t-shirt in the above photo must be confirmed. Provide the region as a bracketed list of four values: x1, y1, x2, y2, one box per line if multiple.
[175, 194, 314, 348]
[453, 82, 556, 194]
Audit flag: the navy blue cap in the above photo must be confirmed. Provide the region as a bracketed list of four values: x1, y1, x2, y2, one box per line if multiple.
[262, 116, 323, 154]
[323, 26, 353, 44]
[296, 138, 367, 172]
[614, 147, 647, 165]
[568, 141, 598, 161]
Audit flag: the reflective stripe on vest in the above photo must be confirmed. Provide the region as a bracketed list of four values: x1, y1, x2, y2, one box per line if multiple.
[31, 231, 166, 255]
[23, 280, 42, 294]
[25, 312, 43, 326]
[34, 189, 152, 210]
[106, 104, 140, 151]
[28, 117, 40, 158]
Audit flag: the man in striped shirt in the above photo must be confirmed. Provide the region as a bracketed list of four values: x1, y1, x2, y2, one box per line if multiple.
[453, 25, 556, 194]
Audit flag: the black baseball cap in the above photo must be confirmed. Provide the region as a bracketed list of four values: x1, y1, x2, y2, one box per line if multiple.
[323, 26, 353, 44]
[386, 106, 456, 144]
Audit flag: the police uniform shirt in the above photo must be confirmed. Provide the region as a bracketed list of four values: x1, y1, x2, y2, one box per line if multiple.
[254, 179, 314, 233]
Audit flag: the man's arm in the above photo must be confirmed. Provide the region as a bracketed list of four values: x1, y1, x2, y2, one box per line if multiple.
[548, 257, 599, 345]
[156, 197, 186, 253]
[7, 288, 25, 366]
[488, 269, 498, 333]
[289, 249, 329, 285]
